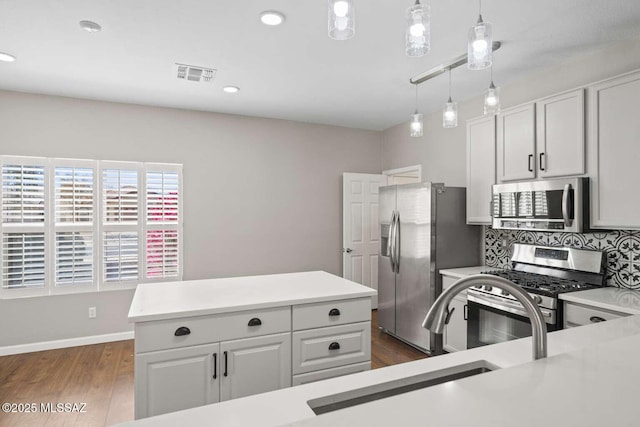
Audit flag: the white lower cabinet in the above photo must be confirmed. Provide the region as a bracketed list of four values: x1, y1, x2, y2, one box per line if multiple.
[136, 343, 220, 419]
[134, 297, 372, 419]
[564, 302, 629, 328]
[220, 333, 291, 401]
[443, 295, 468, 353]
[442, 275, 467, 353]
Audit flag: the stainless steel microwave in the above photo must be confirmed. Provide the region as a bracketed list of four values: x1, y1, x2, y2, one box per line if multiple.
[491, 177, 589, 233]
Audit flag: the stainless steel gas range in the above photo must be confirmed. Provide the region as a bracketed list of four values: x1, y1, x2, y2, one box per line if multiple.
[467, 243, 606, 349]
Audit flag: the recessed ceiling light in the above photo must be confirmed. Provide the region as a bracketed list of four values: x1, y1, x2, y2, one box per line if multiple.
[79, 20, 102, 33]
[223, 86, 240, 93]
[0, 52, 16, 62]
[260, 11, 285, 26]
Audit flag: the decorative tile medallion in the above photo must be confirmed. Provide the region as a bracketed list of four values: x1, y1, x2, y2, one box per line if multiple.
[485, 227, 640, 289]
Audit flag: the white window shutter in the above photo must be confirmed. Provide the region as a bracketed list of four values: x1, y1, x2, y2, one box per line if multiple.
[1, 233, 46, 289]
[2, 163, 45, 224]
[104, 231, 139, 282]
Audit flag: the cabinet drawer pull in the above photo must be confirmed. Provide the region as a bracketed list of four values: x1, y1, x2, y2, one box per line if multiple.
[464, 304, 468, 321]
[248, 317, 262, 327]
[174, 326, 191, 336]
[224, 351, 228, 377]
[328, 308, 341, 317]
[590, 316, 606, 323]
[213, 353, 217, 379]
[328, 342, 341, 351]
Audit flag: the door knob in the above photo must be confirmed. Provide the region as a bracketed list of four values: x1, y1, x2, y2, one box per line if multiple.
[343, 248, 353, 253]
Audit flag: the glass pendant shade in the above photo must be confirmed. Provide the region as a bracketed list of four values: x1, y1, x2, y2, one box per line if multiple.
[328, 0, 355, 40]
[467, 16, 493, 70]
[405, 1, 430, 57]
[410, 111, 423, 137]
[484, 82, 501, 115]
[443, 98, 458, 128]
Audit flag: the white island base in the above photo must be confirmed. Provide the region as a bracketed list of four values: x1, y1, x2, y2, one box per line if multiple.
[128, 271, 376, 419]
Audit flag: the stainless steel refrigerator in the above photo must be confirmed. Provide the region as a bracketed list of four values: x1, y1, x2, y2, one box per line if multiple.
[378, 182, 481, 355]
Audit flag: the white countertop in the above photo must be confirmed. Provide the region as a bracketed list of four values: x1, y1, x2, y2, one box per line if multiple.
[439, 266, 496, 279]
[128, 271, 377, 322]
[560, 287, 640, 315]
[117, 314, 640, 427]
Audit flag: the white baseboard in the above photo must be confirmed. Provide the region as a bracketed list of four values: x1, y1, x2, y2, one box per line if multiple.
[0, 331, 134, 356]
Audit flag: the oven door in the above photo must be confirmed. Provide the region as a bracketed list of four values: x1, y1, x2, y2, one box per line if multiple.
[466, 297, 560, 349]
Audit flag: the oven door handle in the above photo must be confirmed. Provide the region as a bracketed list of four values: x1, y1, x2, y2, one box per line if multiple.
[562, 183, 573, 227]
[467, 292, 554, 321]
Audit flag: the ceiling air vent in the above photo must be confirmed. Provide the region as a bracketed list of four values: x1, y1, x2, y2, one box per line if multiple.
[176, 63, 216, 83]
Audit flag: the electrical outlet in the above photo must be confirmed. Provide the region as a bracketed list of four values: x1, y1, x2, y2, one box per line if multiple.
[88, 307, 97, 319]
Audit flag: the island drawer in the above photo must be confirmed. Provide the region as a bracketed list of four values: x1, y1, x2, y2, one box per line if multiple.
[292, 362, 370, 386]
[292, 322, 371, 375]
[135, 306, 291, 353]
[292, 298, 371, 331]
[564, 302, 629, 328]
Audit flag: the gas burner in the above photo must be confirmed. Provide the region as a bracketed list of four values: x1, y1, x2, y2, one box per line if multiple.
[480, 270, 598, 297]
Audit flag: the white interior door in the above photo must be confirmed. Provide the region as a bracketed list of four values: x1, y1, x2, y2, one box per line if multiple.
[342, 173, 386, 309]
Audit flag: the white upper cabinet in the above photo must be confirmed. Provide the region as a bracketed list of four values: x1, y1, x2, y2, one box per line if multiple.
[536, 89, 585, 178]
[466, 115, 496, 224]
[588, 70, 640, 229]
[496, 89, 586, 183]
[497, 103, 537, 182]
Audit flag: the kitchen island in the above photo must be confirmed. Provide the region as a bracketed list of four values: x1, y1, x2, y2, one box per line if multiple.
[121, 306, 640, 426]
[128, 271, 376, 419]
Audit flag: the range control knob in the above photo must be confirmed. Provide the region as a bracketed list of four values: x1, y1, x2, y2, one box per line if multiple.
[483, 285, 493, 292]
[501, 289, 509, 296]
[532, 295, 542, 304]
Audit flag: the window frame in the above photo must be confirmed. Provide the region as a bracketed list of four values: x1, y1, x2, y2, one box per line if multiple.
[0, 156, 183, 299]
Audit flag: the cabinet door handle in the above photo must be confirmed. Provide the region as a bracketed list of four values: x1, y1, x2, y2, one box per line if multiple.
[213, 353, 217, 379]
[464, 304, 468, 321]
[174, 326, 191, 336]
[328, 342, 341, 351]
[444, 306, 455, 325]
[528, 154, 534, 172]
[223, 351, 228, 377]
[248, 317, 262, 327]
[590, 316, 606, 323]
[329, 308, 341, 317]
[539, 152, 546, 171]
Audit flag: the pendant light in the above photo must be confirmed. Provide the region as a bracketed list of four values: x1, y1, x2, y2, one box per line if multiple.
[443, 69, 458, 128]
[405, 0, 430, 57]
[328, 0, 355, 40]
[410, 83, 423, 137]
[467, 0, 493, 70]
[484, 65, 501, 115]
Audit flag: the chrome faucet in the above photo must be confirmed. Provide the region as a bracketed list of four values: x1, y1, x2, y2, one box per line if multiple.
[423, 274, 548, 360]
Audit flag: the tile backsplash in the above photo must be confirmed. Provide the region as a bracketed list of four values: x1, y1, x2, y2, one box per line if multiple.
[485, 228, 640, 289]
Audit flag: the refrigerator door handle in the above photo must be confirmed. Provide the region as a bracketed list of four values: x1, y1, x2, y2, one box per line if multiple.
[387, 211, 396, 271]
[393, 211, 400, 273]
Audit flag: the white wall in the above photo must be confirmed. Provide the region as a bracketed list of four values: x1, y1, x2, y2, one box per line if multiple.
[382, 39, 640, 186]
[0, 91, 382, 348]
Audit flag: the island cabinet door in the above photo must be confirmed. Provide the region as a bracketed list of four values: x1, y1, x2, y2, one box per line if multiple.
[135, 342, 220, 419]
[219, 332, 292, 402]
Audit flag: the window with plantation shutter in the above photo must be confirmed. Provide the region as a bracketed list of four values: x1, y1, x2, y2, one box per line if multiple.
[1, 157, 47, 296]
[53, 161, 96, 290]
[145, 166, 182, 280]
[0, 156, 182, 298]
[101, 163, 142, 286]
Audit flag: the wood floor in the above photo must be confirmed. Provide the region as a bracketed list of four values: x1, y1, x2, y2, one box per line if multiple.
[0, 310, 426, 427]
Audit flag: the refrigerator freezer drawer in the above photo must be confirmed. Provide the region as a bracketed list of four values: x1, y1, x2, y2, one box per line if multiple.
[292, 322, 371, 375]
[292, 298, 371, 331]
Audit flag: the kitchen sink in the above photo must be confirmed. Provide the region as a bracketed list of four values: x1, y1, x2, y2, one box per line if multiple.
[307, 360, 498, 415]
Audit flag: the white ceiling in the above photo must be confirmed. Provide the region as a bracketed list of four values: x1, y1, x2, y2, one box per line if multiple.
[1, 0, 640, 131]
